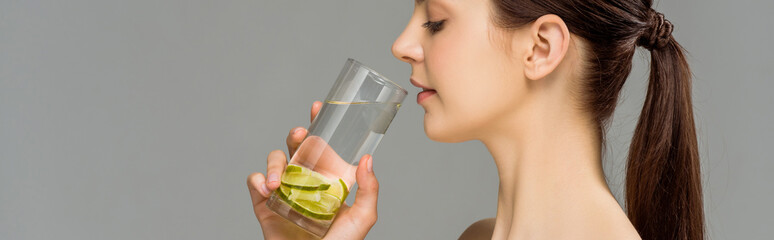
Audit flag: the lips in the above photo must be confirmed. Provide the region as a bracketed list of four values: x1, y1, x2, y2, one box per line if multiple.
[410, 78, 436, 104]
[417, 89, 437, 103]
[410, 78, 432, 90]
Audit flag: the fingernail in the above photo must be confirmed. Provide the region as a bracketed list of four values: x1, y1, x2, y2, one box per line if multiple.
[261, 183, 272, 196]
[367, 156, 373, 173]
[268, 174, 279, 183]
[292, 128, 302, 134]
[295, 129, 307, 137]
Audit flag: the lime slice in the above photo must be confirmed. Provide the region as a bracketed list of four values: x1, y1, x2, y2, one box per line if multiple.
[287, 193, 341, 220]
[284, 164, 303, 173]
[323, 179, 349, 203]
[276, 185, 292, 201]
[277, 185, 341, 220]
[277, 164, 343, 220]
[283, 184, 345, 203]
[281, 172, 331, 191]
[287, 187, 322, 202]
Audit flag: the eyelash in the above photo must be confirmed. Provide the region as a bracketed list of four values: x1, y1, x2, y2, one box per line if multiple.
[422, 20, 446, 34]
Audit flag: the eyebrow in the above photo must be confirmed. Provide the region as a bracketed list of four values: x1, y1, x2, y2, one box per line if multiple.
[415, 0, 425, 4]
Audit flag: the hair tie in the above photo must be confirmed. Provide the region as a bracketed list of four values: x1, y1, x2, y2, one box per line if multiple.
[637, 10, 673, 50]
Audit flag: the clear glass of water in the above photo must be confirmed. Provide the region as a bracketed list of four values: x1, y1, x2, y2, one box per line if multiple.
[265, 58, 407, 237]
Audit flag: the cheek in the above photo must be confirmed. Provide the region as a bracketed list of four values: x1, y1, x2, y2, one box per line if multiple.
[423, 25, 518, 141]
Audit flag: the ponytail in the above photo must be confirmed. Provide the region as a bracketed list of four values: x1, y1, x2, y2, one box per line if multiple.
[626, 13, 705, 239]
[490, 1, 705, 238]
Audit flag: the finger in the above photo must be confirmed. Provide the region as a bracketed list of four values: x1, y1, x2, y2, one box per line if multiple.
[350, 154, 379, 226]
[247, 172, 273, 206]
[311, 101, 322, 123]
[286, 127, 308, 158]
[266, 150, 288, 190]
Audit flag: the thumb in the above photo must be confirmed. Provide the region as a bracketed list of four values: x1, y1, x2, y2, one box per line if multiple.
[350, 154, 379, 225]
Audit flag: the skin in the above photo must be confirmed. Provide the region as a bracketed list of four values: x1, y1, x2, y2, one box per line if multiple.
[249, 0, 643, 239]
[391, 0, 642, 239]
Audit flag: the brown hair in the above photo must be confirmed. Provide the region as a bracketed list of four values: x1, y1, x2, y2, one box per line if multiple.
[490, 0, 704, 239]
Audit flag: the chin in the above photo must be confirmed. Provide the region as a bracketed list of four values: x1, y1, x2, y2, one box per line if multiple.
[423, 114, 471, 143]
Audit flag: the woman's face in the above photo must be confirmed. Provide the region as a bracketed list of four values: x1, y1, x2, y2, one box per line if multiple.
[392, 0, 529, 142]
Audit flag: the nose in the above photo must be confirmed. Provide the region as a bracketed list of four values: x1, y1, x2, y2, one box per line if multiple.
[391, 22, 424, 64]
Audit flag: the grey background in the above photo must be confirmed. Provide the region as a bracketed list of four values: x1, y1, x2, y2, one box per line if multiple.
[1, 0, 771, 239]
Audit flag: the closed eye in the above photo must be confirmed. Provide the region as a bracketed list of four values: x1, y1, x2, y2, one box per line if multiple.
[422, 20, 446, 34]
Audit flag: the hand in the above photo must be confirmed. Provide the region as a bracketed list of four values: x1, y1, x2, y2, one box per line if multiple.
[247, 101, 380, 240]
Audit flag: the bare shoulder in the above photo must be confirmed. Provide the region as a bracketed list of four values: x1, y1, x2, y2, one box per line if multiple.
[458, 218, 495, 240]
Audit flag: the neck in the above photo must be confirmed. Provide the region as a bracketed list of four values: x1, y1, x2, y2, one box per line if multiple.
[479, 98, 630, 239]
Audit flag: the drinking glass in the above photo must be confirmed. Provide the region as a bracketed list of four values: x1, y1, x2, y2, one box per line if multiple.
[266, 58, 407, 237]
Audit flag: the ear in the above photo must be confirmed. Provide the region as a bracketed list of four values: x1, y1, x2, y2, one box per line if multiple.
[522, 14, 570, 81]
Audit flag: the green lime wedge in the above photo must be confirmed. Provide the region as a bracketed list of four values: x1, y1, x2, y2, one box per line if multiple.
[322, 178, 349, 203]
[277, 185, 292, 201]
[287, 192, 341, 220]
[277, 185, 341, 220]
[281, 171, 331, 191]
[276, 164, 345, 220]
[287, 187, 322, 202]
[282, 183, 344, 204]
[284, 164, 303, 173]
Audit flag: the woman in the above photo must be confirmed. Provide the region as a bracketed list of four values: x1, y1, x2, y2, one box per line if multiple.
[247, 0, 704, 239]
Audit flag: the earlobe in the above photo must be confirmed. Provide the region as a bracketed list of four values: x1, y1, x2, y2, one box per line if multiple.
[522, 14, 570, 81]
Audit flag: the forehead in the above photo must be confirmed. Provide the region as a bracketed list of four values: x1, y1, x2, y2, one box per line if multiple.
[417, 0, 471, 11]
